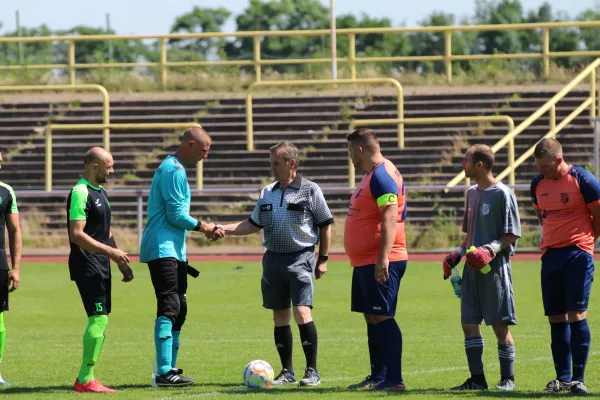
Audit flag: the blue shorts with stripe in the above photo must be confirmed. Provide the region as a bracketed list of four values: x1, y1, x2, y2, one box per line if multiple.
[541, 245, 595, 316]
[351, 261, 407, 317]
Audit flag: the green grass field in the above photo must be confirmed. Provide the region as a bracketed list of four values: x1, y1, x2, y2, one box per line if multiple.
[0, 260, 598, 399]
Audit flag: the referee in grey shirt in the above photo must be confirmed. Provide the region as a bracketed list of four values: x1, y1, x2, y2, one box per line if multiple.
[217, 141, 333, 387]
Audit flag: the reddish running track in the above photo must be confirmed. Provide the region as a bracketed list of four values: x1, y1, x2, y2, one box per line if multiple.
[20, 252, 595, 263]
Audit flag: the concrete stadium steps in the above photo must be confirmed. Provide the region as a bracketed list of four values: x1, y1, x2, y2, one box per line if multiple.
[0, 88, 594, 236]
[14, 188, 538, 236]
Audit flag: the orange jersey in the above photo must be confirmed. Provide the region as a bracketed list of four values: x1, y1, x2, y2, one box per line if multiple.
[344, 159, 407, 266]
[531, 165, 600, 254]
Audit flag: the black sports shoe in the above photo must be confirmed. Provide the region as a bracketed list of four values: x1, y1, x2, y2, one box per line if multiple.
[570, 381, 588, 395]
[155, 369, 194, 387]
[451, 377, 488, 390]
[299, 367, 320, 386]
[272, 369, 297, 386]
[348, 375, 382, 389]
[543, 379, 571, 393]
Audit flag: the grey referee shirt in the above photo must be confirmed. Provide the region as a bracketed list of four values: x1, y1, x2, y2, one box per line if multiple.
[249, 175, 334, 253]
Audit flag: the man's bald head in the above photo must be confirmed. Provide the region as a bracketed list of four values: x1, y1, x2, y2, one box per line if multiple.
[182, 126, 210, 146]
[176, 125, 212, 165]
[84, 147, 112, 167]
[83, 147, 114, 185]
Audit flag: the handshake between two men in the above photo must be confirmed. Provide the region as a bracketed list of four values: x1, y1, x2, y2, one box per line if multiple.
[198, 219, 262, 242]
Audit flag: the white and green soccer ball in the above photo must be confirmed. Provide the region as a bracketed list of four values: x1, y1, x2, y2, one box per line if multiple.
[243, 360, 275, 389]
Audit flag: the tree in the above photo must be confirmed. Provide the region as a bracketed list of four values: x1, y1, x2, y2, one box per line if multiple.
[475, 0, 524, 55]
[225, 0, 329, 72]
[578, 7, 600, 56]
[169, 7, 232, 61]
[54, 26, 146, 65]
[0, 25, 54, 65]
[335, 13, 411, 73]
[409, 12, 478, 73]
[518, 3, 580, 68]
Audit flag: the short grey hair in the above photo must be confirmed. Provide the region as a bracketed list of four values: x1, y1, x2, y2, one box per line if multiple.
[534, 138, 563, 158]
[270, 141, 299, 168]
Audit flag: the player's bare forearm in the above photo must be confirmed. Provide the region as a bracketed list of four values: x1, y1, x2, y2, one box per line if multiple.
[499, 233, 520, 249]
[589, 206, 600, 239]
[70, 221, 113, 256]
[318, 224, 332, 257]
[7, 214, 22, 272]
[593, 219, 600, 240]
[221, 219, 261, 236]
[534, 208, 543, 225]
[108, 229, 118, 248]
[378, 205, 398, 263]
[460, 236, 468, 250]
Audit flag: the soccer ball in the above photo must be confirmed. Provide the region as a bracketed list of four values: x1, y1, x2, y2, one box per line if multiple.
[243, 360, 275, 389]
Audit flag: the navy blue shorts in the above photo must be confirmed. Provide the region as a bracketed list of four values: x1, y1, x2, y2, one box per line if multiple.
[541, 246, 595, 316]
[351, 261, 407, 316]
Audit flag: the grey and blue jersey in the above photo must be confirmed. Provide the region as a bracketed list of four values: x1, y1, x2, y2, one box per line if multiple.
[461, 181, 521, 325]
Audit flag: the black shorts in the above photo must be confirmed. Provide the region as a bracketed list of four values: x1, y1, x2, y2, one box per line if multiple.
[148, 258, 188, 321]
[75, 274, 111, 317]
[148, 258, 188, 297]
[0, 270, 8, 312]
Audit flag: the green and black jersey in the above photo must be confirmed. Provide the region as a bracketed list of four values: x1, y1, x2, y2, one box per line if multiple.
[0, 181, 18, 271]
[67, 178, 112, 280]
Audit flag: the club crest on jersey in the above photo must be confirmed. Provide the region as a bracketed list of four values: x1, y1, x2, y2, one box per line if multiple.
[481, 203, 490, 215]
[560, 192, 569, 204]
[95, 198, 102, 207]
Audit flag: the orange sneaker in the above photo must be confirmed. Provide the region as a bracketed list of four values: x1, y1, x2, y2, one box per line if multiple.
[74, 378, 116, 393]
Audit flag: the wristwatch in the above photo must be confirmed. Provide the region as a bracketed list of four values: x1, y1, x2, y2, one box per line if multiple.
[318, 254, 329, 261]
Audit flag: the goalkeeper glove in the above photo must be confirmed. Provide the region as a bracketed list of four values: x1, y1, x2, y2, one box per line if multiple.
[443, 247, 465, 280]
[466, 240, 502, 270]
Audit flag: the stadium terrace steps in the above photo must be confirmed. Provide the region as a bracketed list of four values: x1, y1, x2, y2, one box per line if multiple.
[0, 89, 593, 237]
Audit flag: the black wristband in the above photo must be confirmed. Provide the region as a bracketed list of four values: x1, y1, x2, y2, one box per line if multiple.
[318, 254, 329, 261]
[193, 221, 201, 232]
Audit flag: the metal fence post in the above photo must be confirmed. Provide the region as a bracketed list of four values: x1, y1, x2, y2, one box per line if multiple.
[68, 40, 76, 85]
[253, 36, 262, 82]
[160, 38, 168, 91]
[45, 126, 53, 192]
[542, 28, 550, 78]
[444, 31, 452, 84]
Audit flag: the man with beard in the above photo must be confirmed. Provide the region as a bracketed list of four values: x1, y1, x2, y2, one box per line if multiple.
[67, 147, 133, 393]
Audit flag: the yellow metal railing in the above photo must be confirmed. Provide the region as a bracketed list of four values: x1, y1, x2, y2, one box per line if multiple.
[348, 116, 515, 188]
[246, 78, 403, 151]
[44, 122, 202, 192]
[3, 21, 600, 88]
[0, 84, 110, 148]
[444, 58, 600, 191]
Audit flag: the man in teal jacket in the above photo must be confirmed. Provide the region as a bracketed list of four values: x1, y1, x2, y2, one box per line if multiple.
[140, 126, 223, 387]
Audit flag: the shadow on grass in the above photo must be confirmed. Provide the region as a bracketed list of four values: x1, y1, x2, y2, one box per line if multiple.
[0, 385, 74, 394]
[0, 382, 244, 395]
[387, 388, 600, 398]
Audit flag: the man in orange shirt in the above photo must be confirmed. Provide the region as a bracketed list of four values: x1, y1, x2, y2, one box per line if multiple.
[344, 128, 407, 392]
[531, 138, 600, 395]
